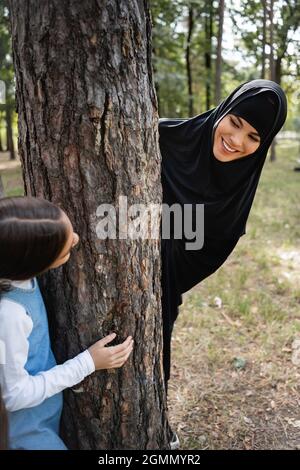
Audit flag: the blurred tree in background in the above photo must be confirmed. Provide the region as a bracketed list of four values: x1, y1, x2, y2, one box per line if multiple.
[151, 0, 300, 124]
[1, 0, 300, 159]
[0, 0, 15, 159]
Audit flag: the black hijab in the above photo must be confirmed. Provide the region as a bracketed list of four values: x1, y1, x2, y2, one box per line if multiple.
[159, 80, 287, 241]
[159, 81, 287, 383]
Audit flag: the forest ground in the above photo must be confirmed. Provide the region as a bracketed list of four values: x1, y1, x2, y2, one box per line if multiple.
[168, 139, 300, 449]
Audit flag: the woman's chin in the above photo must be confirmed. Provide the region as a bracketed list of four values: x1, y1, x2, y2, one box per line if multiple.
[213, 148, 233, 162]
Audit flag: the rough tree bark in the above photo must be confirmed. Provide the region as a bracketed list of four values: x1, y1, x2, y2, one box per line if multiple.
[0, 173, 4, 198]
[6, 104, 15, 160]
[0, 389, 8, 450]
[9, 0, 168, 450]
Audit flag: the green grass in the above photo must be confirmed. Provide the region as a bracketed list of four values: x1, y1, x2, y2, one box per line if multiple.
[169, 140, 300, 449]
[0, 166, 24, 196]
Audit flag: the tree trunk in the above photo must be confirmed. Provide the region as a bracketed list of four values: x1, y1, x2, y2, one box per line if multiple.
[6, 104, 16, 160]
[204, 0, 213, 110]
[269, 0, 276, 162]
[261, 0, 267, 79]
[186, 6, 194, 116]
[269, 0, 275, 82]
[215, 0, 224, 105]
[270, 138, 276, 162]
[0, 173, 4, 198]
[0, 389, 8, 449]
[151, 14, 160, 115]
[9, 0, 168, 450]
[0, 111, 4, 152]
[275, 56, 282, 85]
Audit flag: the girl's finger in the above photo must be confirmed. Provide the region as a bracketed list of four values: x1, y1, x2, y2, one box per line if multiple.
[110, 337, 133, 354]
[96, 333, 117, 347]
[111, 342, 133, 361]
[112, 347, 133, 365]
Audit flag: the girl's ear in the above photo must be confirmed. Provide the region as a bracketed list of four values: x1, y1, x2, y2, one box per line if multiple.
[72, 233, 80, 248]
[0, 279, 12, 297]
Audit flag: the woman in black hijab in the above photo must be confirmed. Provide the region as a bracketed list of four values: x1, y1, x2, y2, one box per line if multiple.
[159, 79, 287, 387]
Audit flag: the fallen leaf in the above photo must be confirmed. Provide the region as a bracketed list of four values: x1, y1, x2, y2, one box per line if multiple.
[233, 357, 247, 370]
[243, 416, 253, 425]
[214, 296, 222, 308]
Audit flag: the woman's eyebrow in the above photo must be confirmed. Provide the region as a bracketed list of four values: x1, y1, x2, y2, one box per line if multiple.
[235, 116, 260, 137]
[235, 116, 243, 126]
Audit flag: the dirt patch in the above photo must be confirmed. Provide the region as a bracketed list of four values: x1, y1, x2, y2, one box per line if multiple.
[0, 151, 21, 171]
[168, 335, 300, 450]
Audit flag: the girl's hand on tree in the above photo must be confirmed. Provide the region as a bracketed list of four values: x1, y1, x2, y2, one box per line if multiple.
[88, 333, 134, 370]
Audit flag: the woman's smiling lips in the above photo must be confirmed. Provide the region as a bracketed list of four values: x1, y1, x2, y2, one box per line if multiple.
[221, 137, 238, 153]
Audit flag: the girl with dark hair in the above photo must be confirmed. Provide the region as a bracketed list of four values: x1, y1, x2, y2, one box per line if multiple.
[0, 196, 134, 450]
[159, 80, 287, 448]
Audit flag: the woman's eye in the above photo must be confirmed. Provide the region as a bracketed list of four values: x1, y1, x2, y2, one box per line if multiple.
[230, 118, 239, 128]
[249, 135, 260, 143]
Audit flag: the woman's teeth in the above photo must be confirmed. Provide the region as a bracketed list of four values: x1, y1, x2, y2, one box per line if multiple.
[222, 138, 236, 153]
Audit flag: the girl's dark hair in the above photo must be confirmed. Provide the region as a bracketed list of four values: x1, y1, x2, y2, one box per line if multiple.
[0, 197, 69, 295]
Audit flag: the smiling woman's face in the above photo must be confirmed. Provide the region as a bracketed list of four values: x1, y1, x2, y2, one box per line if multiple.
[213, 114, 261, 162]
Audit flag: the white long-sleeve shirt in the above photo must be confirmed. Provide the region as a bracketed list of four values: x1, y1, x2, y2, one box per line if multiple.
[0, 280, 95, 412]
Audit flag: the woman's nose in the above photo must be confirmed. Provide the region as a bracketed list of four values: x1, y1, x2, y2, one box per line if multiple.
[230, 132, 244, 150]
